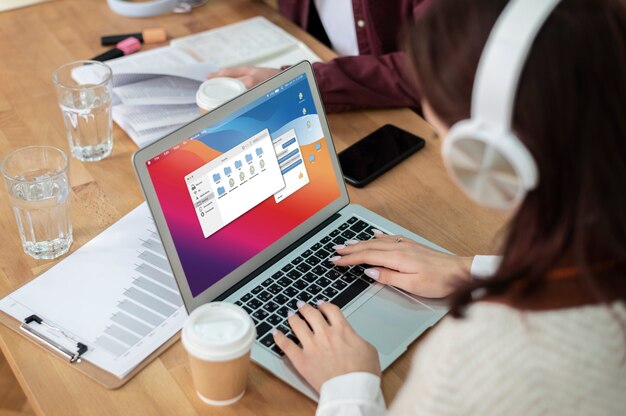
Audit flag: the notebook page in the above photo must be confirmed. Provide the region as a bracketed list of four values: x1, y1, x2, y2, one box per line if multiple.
[71, 47, 196, 86]
[115, 104, 199, 132]
[255, 42, 322, 68]
[106, 46, 199, 72]
[70, 47, 215, 87]
[170, 16, 299, 67]
[112, 107, 184, 148]
[113, 77, 200, 106]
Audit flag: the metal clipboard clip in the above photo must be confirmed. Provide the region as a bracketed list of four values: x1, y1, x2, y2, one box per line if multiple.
[19, 315, 88, 363]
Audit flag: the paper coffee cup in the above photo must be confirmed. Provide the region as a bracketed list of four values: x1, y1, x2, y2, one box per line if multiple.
[182, 302, 256, 406]
[196, 77, 246, 114]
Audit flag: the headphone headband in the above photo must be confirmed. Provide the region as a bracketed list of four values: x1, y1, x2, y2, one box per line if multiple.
[443, 0, 562, 209]
[472, 0, 562, 128]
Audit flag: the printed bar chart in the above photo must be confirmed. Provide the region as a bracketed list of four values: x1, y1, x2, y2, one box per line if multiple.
[0, 203, 188, 378]
[94, 226, 183, 358]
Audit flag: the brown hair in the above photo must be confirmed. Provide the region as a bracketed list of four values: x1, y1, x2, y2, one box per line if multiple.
[406, 0, 626, 315]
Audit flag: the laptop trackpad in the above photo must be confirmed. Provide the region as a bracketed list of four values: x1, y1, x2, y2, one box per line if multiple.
[347, 287, 436, 355]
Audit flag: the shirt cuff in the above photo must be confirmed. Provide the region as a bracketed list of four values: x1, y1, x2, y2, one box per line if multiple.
[317, 372, 385, 416]
[470, 255, 502, 279]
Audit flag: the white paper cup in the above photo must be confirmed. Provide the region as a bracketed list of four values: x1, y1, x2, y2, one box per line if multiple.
[196, 77, 246, 114]
[182, 302, 256, 406]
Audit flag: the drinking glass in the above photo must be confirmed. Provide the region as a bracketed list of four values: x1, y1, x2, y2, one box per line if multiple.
[53, 60, 113, 162]
[1, 146, 72, 259]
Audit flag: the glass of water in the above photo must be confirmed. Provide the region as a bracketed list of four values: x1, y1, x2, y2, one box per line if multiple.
[1, 146, 72, 260]
[53, 60, 113, 162]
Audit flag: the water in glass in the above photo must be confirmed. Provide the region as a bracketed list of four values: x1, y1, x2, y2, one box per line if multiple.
[53, 61, 113, 162]
[2, 146, 72, 260]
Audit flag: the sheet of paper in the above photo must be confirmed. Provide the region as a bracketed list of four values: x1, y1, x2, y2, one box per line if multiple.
[256, 42, 322, 68]
[0, 203, 187, 378]
[113, 108, 184, 148]
[113, 77, 200, 106]
[106, 46, 199, 72]
[114, 61, 217, 84]
[96, 47, 215, 88]
[70, 47, 205, 87]
[171, 16, 299, 68]
[111, 61, 217, 88]
[0, 0, 49, 12]
[116, 104, 199, 132]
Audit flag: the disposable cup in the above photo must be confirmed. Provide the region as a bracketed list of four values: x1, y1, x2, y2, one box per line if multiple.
[196, 78, 246, 114]
[182, 302, 256, 406]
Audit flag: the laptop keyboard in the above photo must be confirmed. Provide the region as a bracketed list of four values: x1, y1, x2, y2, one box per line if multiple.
[234, 216, 378, 356]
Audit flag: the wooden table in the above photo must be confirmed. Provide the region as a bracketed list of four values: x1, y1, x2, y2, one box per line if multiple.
[0, 0, 506, 414]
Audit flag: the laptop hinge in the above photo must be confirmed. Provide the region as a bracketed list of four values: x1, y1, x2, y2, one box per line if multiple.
[216, 211, 343, 301]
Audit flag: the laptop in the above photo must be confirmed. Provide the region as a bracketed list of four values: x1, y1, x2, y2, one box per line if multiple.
[133, 61, 448, 400]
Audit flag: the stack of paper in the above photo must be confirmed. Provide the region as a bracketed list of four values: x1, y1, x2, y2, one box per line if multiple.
[105, 48, 216, 147]
[104, 17, 321, 148]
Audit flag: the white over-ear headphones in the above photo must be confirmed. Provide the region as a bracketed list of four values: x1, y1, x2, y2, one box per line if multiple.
[443, 0, 561, 209]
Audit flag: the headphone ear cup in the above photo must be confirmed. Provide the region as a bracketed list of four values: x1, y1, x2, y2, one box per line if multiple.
[444, 120, 538, 209]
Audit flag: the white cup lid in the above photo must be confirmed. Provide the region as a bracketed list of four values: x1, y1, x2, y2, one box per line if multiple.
[182, 302, 256, 361]
[196, 77, 246, 111]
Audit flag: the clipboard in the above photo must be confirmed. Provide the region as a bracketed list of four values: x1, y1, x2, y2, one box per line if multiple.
[0, 203, 188, 389]
[0, 310, 180, 389]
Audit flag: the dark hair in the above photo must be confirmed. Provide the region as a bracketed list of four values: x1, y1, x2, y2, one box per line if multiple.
[406, 0, 626, 315]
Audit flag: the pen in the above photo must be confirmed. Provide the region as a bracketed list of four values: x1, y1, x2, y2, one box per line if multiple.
[101, 28, 167, 46]
[92, 37, 141, 62]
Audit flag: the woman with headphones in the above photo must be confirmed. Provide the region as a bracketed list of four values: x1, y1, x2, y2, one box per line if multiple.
[272, 0, 626, 413]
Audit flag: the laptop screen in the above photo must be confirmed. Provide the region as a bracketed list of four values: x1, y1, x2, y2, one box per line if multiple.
[145, 73, 341, 298]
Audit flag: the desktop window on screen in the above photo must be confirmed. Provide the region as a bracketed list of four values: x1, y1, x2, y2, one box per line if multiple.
[146, 73, 341, 297]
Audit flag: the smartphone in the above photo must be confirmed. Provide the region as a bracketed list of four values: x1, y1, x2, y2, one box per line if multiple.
[338, 124, 426, 187]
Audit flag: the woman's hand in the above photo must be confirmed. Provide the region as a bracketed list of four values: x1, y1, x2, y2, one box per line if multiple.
[273, 301, 381, 393]
[207, 66, 280, 89]
[331, 230, 473, 298]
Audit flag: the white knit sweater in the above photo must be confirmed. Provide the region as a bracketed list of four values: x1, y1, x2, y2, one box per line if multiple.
[317, 301, 626, 415]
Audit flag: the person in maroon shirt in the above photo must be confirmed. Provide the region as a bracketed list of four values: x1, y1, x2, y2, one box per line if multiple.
[208, 0, 432, 113]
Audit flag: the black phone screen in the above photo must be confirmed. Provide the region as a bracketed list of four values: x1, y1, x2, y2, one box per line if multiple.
[338, 124, 426, 187]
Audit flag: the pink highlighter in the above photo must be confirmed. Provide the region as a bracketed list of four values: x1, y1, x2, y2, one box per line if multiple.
[91, 37, 140, 62]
